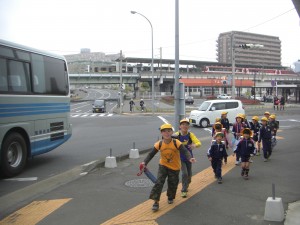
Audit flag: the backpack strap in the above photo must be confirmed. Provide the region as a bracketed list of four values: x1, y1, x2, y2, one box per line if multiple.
[158, 140, 163, 150]
[158, 139, 179, 150]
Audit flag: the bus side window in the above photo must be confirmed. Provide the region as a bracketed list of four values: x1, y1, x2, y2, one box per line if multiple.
[0, 76, 8, 91]
[0, 58, 8, 91]
[8, 60, 30, 93]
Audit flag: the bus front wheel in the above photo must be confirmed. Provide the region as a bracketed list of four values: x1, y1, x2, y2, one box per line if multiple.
[1, 132, 27, 178]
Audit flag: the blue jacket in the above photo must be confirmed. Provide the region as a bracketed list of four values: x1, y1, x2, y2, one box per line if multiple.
[207, 141, 227, 160]
[258, 125, 272, 142]
[235, 138, 256, 156]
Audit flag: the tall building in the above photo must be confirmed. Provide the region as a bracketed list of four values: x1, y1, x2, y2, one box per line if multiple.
[217, 31, 281, 67]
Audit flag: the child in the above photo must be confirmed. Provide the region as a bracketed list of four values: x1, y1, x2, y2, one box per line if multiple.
[212, 122, 232, 163]
[241, 114, 251, 128]
[140, 123, 196, 211]
[220, 111, 230, 132]
[207, 132, 228, 184]
[174, 118, 201, 198]
[258, 117, 272, 162]
[235, 128, 256, 179]
[232, 113, 245, 165]
[269, 114, 279, 148]
[264, 111, 270, 120]
[211, 117, 221, 135]
[250, 116, 261, 156]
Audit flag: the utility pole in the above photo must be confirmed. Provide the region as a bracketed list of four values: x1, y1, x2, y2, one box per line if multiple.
[231, 32, 236, 99]
[119, 50, 123, 114]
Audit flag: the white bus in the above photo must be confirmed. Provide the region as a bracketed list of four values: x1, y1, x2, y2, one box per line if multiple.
[0, 39, 72, 177]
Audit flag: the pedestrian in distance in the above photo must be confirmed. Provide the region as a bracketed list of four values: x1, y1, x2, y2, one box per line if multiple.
[258, 117, 273, 162]
[273, 96, 279, 110]
[250, 116, 261, 156]
[280, 96, 285, 110]
[235, 128, 256, 180]
[139, 123, 196, 212]
[207, 132, 228, 184]
[173, 118, 201, 198]
[129, 99, 135, 112]
[140, 99, 145, 112]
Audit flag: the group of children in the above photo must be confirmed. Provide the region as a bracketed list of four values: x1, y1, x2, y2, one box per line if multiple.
[140, 110, 279, 211]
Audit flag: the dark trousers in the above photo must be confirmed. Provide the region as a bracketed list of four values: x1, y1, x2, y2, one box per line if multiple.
[181, 160, 192, 192]
[262, 140, 272, 159]
[149, 164, 179, 201]
[211, 159, 222, 178]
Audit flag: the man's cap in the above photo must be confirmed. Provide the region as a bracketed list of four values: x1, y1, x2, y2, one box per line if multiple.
[264, 111, 270, 115]
[269, 114, 276, 119]
[261, 117, 268, 122]
[180, 118, 190, 124]
[160, 123, 173, 131]
[221, 111, 228, 115]
[252, 116, 259, 121]
[214, 132, 224, 138]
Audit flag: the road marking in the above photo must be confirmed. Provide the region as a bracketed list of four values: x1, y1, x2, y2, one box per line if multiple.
[0, 198, 72, 225]
[107, 113, 113, 117]
[4, 177, 38, 182]
[71, 114, 80, 117]
[81, 114, 88, 117]
[101, 156, 236, 225]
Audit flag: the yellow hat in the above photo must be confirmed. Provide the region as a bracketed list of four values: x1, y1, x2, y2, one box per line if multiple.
[242, 128, 252, 137]
[269, 114, 276, 119]
[261, 117, 268, 122]
[180, 118, 190, 124]
[214, 132, 224, 138]
[213, 122, 223, 130]
[221, 111, 228, 115]
[236, 113, 243, 119]
[215, 117, 221, 122]
[252, 116, 259, 121]
[160, 123, 173, 131]
[240, 114, 246, 119]
[264, 111, 270, 115]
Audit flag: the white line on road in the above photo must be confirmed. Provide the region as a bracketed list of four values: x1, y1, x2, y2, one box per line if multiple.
[4, 177, 38, 182]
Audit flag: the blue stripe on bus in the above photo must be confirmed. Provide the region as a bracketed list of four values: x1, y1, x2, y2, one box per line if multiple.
[31, 134, 72, 156]
[0, 103, 70, 118]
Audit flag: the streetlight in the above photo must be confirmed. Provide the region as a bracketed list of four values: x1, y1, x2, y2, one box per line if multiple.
[131, 11, 154, 115]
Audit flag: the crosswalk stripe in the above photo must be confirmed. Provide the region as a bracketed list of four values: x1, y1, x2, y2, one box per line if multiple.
[0, 198, 72, 225]
[101, 156, 236, 225]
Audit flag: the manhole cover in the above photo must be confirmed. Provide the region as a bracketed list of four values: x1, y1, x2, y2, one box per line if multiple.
[125, 178, 154, 188]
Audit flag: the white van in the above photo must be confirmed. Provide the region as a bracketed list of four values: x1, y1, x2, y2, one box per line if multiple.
[189, 99, 245, 127]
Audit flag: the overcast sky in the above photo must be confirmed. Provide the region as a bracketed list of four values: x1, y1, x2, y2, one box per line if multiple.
[0, 0, 299, 67]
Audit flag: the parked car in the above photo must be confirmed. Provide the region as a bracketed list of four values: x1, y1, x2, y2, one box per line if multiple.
[189, 99, 244, 128]
[265, 95, 274, 102]
[92, 99, 106, 113]
[217, 94, 232, 99]
[185, 96, 194, 104]
[250, 95, 263, 101]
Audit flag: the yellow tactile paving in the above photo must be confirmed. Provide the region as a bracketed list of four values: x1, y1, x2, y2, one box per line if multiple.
[101, 156, 236, 225]
[0, 198, 72, 225]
